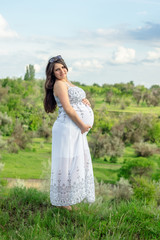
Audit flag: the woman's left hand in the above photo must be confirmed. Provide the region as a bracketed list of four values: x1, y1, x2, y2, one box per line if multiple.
[82, 98, 91, 107]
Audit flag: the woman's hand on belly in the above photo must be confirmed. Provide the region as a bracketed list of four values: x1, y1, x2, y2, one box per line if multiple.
[82, 98, 91, 107]
[80, 123, 92, 134]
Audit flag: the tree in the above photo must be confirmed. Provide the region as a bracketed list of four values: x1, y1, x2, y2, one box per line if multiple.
[24, 64, 35, 81]
[105, 90, 113, 104]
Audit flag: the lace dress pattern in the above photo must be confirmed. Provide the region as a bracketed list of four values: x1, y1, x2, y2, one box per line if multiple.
[50, 83, 95, 206]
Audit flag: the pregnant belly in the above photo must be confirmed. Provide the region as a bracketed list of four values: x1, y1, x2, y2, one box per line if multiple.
[73, 103, 94, 127]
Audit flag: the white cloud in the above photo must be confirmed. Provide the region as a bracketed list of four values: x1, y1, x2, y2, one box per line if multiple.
[34, 64, 41, 73]
[146, 48, 160, 60]
[68, 67, 73, 72]
[137, 11, 147, 15]
[96, 28, 119, 36]
[112, 46, 136, 64]
[0, 14, 18, 38]
[0, 49, 10, 55]
[72, 59, 103, 71]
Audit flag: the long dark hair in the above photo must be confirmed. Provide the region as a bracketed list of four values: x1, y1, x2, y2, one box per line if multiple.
[43, 56, 68, 113]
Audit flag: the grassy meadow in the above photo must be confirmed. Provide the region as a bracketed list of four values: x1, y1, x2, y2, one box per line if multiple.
[0, 78, 160, 239]
[1, 186, 160, 240]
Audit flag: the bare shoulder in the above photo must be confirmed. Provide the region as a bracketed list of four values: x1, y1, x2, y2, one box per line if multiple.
[54, 80, 67, 96]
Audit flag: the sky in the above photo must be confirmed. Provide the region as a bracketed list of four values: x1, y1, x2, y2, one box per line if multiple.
[0, 0, 160, 87]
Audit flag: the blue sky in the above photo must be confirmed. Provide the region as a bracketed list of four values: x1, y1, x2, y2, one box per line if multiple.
[0, 0, 160, 87]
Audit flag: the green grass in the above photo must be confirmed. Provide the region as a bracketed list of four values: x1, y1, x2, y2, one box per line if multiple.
[106, 105, 160, 114]
[94, 94, 160, 115]
[0, 186, 160, 239]
[93, 167, 119, 184]
[1, 138, 52, 179]
[1, 138, 124, 182]
[1, 139, 160, 185]
[0, 137, 129, 184]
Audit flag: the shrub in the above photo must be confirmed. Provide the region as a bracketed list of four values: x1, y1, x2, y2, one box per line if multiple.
[109, 156, 118, 163]
[85, 90, 95, 109]
[94, 178, 113, 202]
[133, 176, 156, 204]
[0, 135, 6, 149]
[133, 89, 143, 105]
[111, 114, 153, 144]
[154, 180, 160, 206]
[0, 136, 5, 188]
[104, 136, 124, 158]
[10, 119, 32, 149]
[37, 123, 51, 139]
[7, 138, 20, 153]
[120, 102, 126, 110]
[118, 157, 157, 180]
[89, 130, 124, 159]
[0, 162, 4, 188]
[149, 121, 160, 144]
[89, 130, 106, 158]
[112, 177, 133, 201]
[95, 177, 133, 202]
[0, 112, 12, 136]
[133, 142, 158, 157]
[105, 90, 113, 104]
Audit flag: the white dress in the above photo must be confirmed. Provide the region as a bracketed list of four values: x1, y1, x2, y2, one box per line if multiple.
[50, 82, 95, 206]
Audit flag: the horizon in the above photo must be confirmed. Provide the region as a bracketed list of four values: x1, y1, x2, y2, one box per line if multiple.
[1, 76, 159, 89]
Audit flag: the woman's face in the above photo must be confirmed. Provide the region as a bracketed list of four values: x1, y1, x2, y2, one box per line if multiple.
[53, 63, 68, 80]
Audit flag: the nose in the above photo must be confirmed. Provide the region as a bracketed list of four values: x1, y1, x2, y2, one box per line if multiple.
[60, 68, 64, 74]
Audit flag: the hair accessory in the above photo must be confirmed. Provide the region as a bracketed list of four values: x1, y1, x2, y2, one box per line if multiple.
[49, 55, 62, 63]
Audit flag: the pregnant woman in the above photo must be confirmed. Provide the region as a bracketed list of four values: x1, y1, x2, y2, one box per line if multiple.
[44, 55, 95, 211]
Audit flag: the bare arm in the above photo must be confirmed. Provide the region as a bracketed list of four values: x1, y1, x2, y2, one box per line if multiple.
[54, 81, 91, 133]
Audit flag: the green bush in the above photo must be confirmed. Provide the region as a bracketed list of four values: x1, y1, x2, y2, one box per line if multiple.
[0, 112, 13, 136]
[154, 180, 160, 206]
[109, 156, 118, 163]
[133, 177, 156, 204]
[149, 121, 160, 144]
[118, 157, 157, 180]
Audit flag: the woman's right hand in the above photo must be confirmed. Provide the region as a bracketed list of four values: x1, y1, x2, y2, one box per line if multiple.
[80, 124, 92, 134]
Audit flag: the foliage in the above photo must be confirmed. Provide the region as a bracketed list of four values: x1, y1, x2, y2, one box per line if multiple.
[0, 135, 6, 150]
[105, 90, 113, 104]
[93, 107, 115, 134]
[132, 176, 157, 204]
[149, 121, 160, 144]
[85, 90, 95, 109]
[8, 119, 33, 151]
[118, 157, 157, 180]
[89, 130, 124, 159]
[0, 134, 5, 189]
[37, 120, 52, 139]
[88, 130, 105, 158]
[0, 85, 8, 101]
[133, 141, 158, 157]
[112, 177, 133, 201]
[24, 64, 35, 81]
[154, 180, 160, 206]
[111, 113, 153, 144]
[0, 112, 12, 136]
